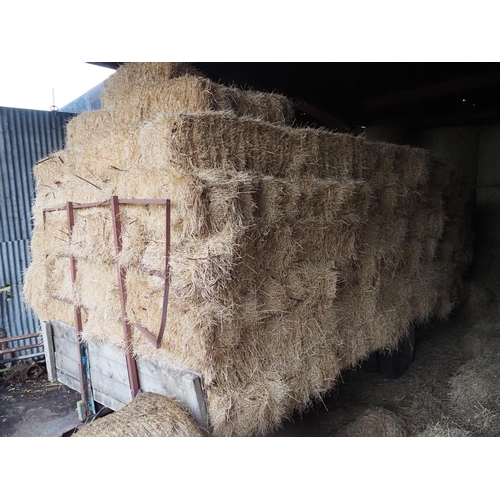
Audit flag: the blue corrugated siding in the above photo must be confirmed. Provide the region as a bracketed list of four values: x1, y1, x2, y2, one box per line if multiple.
[0, 107, 75, 360]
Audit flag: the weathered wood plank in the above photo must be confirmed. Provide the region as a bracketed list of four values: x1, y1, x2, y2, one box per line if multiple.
[188, 374, 209, 433]
[93, 389, 127, 412]
[89, 368, 132, 405]
[136, 358, 208, 431]
[53, 334, 79, 362]
[51, 320, 80, 345]
[88, 348, 130, 387]
[41, 322, 56, 382]
[87, 339, 126, 365]
[55, 351, 80, 380]
[56, 369, 80, 394]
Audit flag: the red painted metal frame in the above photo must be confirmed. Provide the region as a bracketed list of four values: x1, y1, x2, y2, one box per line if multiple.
[131, 199, 171, 348]
[43, 197, 171, 399]
[65, 201, 92, 407]
[110, 196, 140, 398]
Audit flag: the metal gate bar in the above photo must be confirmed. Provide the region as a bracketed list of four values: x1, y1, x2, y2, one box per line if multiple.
[131, 199, 171, 348]
[66, 202, 95, 415]
[110, 196, 140, 398]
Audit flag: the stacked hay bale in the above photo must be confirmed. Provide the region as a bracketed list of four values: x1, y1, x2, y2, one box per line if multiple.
[24, 63, 473, 436]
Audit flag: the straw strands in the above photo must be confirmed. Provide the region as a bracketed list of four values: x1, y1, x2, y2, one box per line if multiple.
[23, 62, 473, 436]
[73, 392, 204, 437]
[101, 63, 294, 125]
[335, 407, 407, 437]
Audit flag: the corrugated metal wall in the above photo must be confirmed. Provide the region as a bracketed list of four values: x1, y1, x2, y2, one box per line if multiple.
[0, 106, 75, 361]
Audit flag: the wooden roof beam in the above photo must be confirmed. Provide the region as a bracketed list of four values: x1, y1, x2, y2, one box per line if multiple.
[366, 71, 500, 109]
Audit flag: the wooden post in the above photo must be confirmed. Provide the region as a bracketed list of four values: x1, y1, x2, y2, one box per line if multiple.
[41, 322, 57, 381]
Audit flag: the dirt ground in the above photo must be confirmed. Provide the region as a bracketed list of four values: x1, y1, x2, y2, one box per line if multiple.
[0, 374, 81, 437]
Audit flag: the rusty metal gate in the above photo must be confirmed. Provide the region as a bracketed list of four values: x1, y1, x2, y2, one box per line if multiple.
[0, 106, 75, 365]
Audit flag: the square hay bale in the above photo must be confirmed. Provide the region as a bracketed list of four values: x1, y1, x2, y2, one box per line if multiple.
[215, 84, 295, 125]
[44, 297, 83, 326]
[29, 216, 69, 261]
[103, 74, 295, 125]
[23, 256, 86, 326]
[139, 111, 374, 179]
[77, 260, 122, 322]
[101, 62, 202, 108]
[23, 258, 49, 318]
[65, 111, 141, 174]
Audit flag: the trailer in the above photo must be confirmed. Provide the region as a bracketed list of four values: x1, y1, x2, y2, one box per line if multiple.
[41, 319, 209, 434]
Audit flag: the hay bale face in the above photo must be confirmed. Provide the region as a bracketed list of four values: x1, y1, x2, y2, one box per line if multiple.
[101, 63, 294, 125]
[101, 62, 203, 111]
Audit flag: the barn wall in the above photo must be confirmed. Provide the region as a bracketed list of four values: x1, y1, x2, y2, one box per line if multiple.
[0, 107, 75, 362]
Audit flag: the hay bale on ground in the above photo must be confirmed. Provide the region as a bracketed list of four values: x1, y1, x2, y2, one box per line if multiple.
[334, 407, 407, 437]
[449, 354, 500, 436]
[461, 330, 500, 360]
[74, 392, 204, 437]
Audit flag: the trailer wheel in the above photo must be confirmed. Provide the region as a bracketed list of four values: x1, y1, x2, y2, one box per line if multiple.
[362, 325, 416, 380]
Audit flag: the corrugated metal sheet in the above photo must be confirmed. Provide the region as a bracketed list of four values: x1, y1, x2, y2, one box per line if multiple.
[0, 107, 72, 243]
[0, 107, 75, 360]
[60, 82, 104, 114]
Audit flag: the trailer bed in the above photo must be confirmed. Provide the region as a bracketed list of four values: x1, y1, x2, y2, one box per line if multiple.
[41, 320, 209, 433]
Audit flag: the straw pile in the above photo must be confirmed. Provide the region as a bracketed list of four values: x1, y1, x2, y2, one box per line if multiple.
[448, 353, 500, 436]
[335, 408, 407, 437]
[24, 62, 473, 436]
[73, 392, 204, 437]
[418, 422, 471, 437]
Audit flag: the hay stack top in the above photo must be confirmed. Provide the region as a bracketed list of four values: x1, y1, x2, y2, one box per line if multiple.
[100, 62, 295, 125]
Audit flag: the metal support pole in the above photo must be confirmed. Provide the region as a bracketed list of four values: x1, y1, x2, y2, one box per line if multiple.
[66, 202, 95, 415]
[132, 199, 171, 348]
[110, 196, 140, 398]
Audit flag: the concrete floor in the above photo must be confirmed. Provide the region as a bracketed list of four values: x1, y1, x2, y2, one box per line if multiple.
[0, 374, 81, 437]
